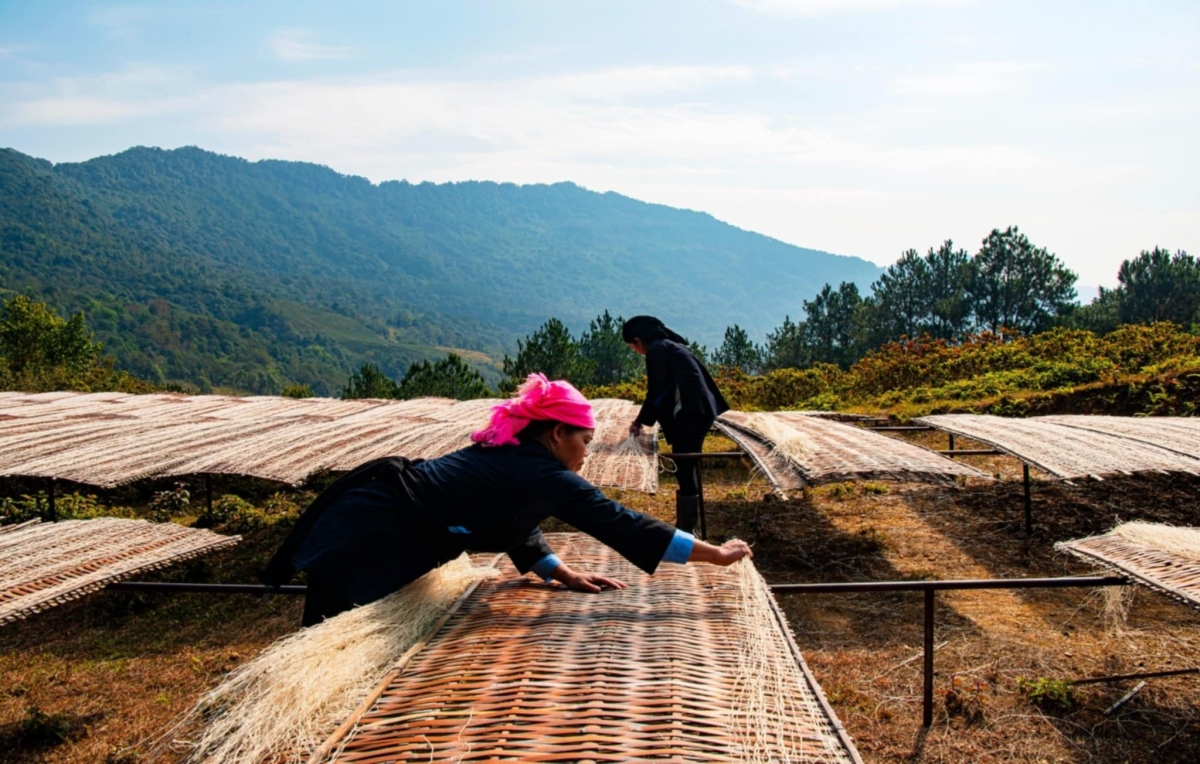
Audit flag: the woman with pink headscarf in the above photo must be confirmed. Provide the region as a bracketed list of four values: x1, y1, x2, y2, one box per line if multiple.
[264, 374, 752, 625]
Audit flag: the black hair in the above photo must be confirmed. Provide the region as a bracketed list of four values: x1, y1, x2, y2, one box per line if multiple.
[621, 315, 687, 345]
[516, 419, 590, 444]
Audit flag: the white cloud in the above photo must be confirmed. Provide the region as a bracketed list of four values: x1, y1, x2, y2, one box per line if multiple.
[5, 96, 186, 126]
[0, 64, 196, 126]
[891, 61, 1042, 97]
[472, 44, 582, 66]
[88, 5, 162, 38]
[731, 0, 972, 15]
[269, 29, 354, 63]
[0, 44, 32, 58]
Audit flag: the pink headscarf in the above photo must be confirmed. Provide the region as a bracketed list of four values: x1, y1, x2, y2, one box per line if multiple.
[471, 373, 595, 447]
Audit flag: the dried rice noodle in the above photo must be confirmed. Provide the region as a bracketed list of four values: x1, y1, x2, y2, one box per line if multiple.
[1112, 521, 1200, 563]
[746, 413, 820, 465]
[156, 554, 498, 764]
[727, 556, 844, 763]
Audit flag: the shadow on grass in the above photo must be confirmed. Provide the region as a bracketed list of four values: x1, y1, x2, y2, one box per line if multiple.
[0, 528, 303, 664]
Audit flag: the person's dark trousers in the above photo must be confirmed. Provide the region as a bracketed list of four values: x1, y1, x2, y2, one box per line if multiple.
[301, 572, 353, 627]
[675, 493, 700, 535]
[665, 413, 715, 530]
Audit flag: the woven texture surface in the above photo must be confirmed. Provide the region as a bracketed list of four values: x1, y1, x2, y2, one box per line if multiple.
[322, 533, 859, 763]
[0, 518, 239, 624]
[916, 414, 1200, 479]
[719, 411, 984, 489]
[1057, 533, 1200, 610]
[1038, 415, 1200, 461]
[713, 420, 806, 493]
[0, 392, 657, 492]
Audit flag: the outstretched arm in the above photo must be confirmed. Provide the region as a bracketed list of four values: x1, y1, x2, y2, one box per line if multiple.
[542, 537, 751, 591]
[688, 537, 753, 566]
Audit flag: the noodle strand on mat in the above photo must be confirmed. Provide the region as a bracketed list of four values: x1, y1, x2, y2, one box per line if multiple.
[156, 555, 498, 764]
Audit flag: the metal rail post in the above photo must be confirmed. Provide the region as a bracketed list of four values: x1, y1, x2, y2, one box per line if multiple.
[923, 589, 935, 727]
[1023, 464, 1032, 537]
[769, 576, 1128, 727]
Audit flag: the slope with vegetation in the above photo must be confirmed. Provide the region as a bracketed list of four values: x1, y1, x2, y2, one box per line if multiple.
[0, 145, 879, 395]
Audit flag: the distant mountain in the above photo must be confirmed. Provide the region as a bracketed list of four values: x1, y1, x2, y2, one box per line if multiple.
[0, 146, 881, 394]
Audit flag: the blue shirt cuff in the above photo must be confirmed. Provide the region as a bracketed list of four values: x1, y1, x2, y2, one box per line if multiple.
[662, 529, 695, 564]
[531, 554, 562, 582]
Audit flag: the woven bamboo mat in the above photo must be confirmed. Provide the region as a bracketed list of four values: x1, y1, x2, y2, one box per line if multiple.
[1056, 534, 1200, 611]
[719, 411, 985, 489]
[318, 533, 860, 763]
[0, 393, 656, 491]
[713, 420, 806, 494]
[916, 414, 1200, 479]
[0, 518, 240, 624]
[1038, 415, 1200, 462]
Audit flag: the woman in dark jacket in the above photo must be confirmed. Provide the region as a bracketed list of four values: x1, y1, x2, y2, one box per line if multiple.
[263, 373, 751, 625]
[622, 316, 729, 533]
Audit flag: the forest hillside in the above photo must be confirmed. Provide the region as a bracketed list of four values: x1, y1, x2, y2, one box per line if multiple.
[0, 146, 879, 393]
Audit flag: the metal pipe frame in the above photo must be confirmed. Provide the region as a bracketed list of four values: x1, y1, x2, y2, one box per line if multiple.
[109, 582, 307, 595]
[936, 449, 1004, 456]
[770, 575, 1128, 727]
[111, 575, 1130, 729]
[1024, 464, 1033, 537]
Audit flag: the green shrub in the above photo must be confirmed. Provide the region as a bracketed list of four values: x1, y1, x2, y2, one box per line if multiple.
[0, 492, 136, 524]
[280, 383, 315, 398]
[1016, 676, 1074, 711]
[148, 482, 190, 522]
[205, 491, 306, 533]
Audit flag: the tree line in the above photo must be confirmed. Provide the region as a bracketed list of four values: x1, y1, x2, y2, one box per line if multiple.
[712, 231, 1195, 374]
[339, 232, 1196, 399]
[4, 227, 1193, 401]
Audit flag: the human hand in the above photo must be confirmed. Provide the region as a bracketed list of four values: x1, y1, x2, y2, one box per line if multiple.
[712, 539, 753, 566]
[562, 570, 628, 593]
[628, 420, 643, 435]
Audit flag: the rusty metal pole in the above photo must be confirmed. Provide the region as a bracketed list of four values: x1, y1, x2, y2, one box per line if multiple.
[923, 588, 935, 727]
[1024, 464, 1032, 537]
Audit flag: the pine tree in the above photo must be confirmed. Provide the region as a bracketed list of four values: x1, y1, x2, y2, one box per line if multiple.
[397, 354, 492, 400]
[969, 227, 1076, 334]
[578, 310, 639, 385]
[1116, 247, 1200, 325]
[712, 324, 762, 373]
[341, 362, 400, 399]
[500, 318, 594, 392]
[762, 315, 809, 370]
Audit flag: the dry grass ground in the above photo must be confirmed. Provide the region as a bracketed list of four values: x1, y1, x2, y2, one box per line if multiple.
[3, 432, 1199, 762]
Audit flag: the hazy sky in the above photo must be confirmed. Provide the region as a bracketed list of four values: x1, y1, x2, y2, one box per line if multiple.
[1, 1, 1196, 288]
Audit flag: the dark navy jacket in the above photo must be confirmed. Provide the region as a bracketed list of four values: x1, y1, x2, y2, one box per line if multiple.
[263, 442, 676, 606]
[635, 338, 730, 429]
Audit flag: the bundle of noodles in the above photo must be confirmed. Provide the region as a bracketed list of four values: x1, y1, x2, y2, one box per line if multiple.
[1112, 521, 1200, 562]
[604, 433, 657, 492]
[727, 556, 843, 763]
[745, 413, 819, 467]
[159, 554, 498, 764]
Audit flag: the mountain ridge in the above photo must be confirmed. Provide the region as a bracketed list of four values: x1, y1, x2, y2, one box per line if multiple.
[0, 144, 882, 394]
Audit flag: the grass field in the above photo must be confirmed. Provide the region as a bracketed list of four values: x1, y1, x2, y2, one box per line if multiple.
[2, 433, 1199, 763]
